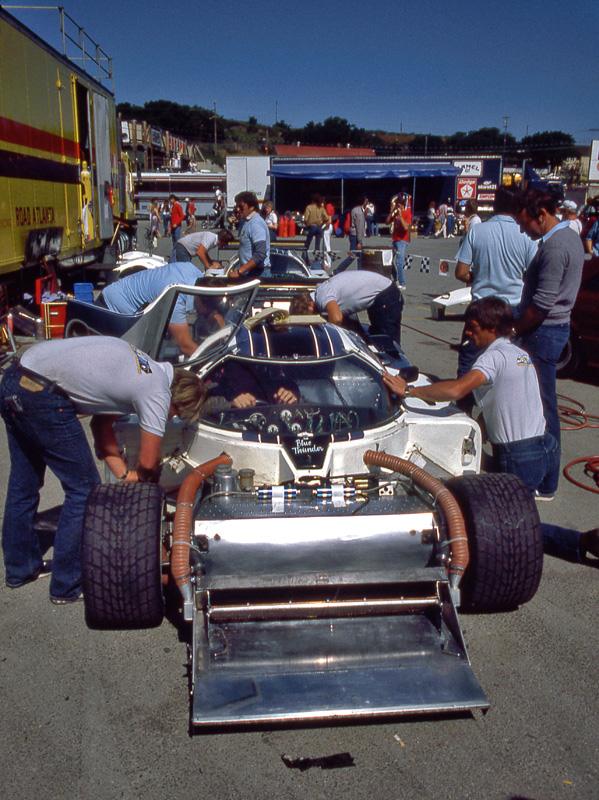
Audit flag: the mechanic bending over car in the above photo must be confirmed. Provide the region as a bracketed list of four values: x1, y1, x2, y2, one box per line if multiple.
[169, 228, 234, 268]
[98, 264, 231, 356]
[382, 296, 599, 564]
[289, 270, 403, 344]
[0, 337, 206, 604]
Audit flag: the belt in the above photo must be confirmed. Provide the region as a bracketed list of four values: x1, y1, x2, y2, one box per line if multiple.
[15, 364, 69, 398]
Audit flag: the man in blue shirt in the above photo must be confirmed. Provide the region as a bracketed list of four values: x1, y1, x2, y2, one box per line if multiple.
[100, 262, 204, 355]
[228, 192, 270, 281]
[455, 188, 538, 376]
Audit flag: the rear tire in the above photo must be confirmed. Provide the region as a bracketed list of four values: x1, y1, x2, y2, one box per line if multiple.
[82, 483, 164, 629]
[445, 473, 543, 613]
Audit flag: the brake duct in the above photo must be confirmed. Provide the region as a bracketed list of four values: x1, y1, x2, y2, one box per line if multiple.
[172, 453, 232, 618]
[363, 450, 469, 586]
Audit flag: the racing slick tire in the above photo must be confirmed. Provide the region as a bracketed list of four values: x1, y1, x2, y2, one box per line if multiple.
[445, 473, 543, 613]
[82, 483, 164, 629]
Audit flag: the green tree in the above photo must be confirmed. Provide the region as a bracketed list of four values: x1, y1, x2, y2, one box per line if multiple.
[520, 131, 577, 170]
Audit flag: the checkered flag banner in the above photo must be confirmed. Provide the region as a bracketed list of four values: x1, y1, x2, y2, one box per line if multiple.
[404, 254, 413, 271]
[420, 257, 430, 273]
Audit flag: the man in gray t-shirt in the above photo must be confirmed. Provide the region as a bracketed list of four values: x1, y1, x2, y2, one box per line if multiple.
[170, 229, 234, 268]
[290, 270, 403, 343]
[0, 337, 205, 603]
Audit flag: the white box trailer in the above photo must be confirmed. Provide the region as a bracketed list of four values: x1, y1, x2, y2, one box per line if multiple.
[226, 156, 270, 209]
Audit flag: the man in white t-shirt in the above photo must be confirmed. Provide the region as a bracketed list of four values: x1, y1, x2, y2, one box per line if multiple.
[170, 229, 234, 268]
[0, 337, 206, 603]
[383, 296, 557, 494]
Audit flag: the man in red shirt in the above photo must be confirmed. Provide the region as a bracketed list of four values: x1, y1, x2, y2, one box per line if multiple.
[169, 194, 185, 245]
[385, 192, 412, 289]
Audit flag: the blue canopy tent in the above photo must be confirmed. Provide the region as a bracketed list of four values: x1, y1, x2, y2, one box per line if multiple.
[268, 159, 461, 216]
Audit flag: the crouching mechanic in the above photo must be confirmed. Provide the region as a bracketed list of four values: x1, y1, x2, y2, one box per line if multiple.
[0, 336, 206, 604]
[289, 270, 403, 344]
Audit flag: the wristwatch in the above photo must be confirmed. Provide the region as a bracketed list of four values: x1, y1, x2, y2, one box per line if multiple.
[404, 385, 411, 396]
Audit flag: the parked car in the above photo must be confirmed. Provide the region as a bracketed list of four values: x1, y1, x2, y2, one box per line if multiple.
[557, 256, 599, 377]
[66, 281, 543, 728]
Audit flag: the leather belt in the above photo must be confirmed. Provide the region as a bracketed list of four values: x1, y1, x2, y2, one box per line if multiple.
[16, 364, 69, 398]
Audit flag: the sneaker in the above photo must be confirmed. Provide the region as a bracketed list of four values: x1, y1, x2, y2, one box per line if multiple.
[399, 284, 407, 291]
[534, 490, 555, 502]
[50, 591, 84, 605]
[5, 559, 52, 589]
[579, 528, 599, 561]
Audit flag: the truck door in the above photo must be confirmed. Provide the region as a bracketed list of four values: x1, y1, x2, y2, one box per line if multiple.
[90, 92, 114, 239]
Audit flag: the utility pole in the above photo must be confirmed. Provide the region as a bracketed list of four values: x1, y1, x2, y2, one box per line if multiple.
[502, 115, 510, 158]
[213, 102, 218, 153]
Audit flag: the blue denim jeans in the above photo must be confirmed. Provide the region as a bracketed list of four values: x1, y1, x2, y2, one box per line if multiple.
[169, 242, 193, 263]
[1, 365, 101, 599]
[540, 524, 582, 563]
[171, 225, 182, 246]
[492, 432, 559, 495]
[305, 225, 322, 253]
[520, 323, 569, 491]
[392, 240, 408, 285]
[367, 283, 403, 344]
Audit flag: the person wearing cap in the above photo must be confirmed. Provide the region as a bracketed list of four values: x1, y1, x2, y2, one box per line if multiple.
[0, 337, 206, 603]
[560, 200, 582, 235]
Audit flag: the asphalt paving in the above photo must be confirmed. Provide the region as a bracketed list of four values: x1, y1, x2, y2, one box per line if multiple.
[1, 229, 598, 800]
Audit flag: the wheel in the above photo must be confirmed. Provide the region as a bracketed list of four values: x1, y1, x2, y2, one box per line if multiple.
[556, 333, 581, 378]
[445, 473, 543, 613]
[82, 483, 165, 629]
[117, 230, 130, 257]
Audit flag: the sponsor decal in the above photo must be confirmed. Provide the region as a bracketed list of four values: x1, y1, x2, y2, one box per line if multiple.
[478, 192, 495, 201]
[457, 177, 477, 199]
[454, 160, 482, 176]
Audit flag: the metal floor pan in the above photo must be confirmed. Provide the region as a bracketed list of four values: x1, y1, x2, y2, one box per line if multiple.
[192, 613, 489, 726]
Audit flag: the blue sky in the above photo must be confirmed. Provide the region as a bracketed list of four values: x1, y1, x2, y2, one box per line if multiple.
[8, 0, 597, 144]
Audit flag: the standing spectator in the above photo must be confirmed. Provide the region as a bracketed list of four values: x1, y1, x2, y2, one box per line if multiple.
[162, 199, 171, 237]
[385, 193, 411, 289]
[435, 199, 448, 238]
[262, 201, 278, 243]
[382, 297, 557, 496]
[446, 200, 455, 238]
[559, 200, 581, 235]
[424, 201, 436, 236]
[349, 197, 368, 256]
[150, 198, 162, 248]
[303, 194, 329, 255]
[184, 198, 196, 234]
[455, 187, 538, 376]
[584, 217, 599, 255]
[322, 196, 336, 269]
[290, 270, 403, 343]
[228, 191, 271, 280]
[514, 189, 585, 500]
[464, 199, 482, 233]
[169, 194, 185, 246]
[0, 337, 206, 602]
[169, 229, 234, 268]
[365, 201, 376, 237]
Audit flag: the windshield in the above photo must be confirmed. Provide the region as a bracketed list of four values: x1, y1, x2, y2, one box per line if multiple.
[201, 354, 395, 436]
[154, 283, 256, 365]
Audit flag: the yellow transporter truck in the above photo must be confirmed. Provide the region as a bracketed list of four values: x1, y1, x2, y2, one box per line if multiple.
[0, 7, 136, 304]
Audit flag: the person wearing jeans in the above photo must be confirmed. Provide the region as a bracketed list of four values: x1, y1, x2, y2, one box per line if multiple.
[382, 297, 558, 496]
[515, 189, 584, 498]
[386, 193, 411, 288]
[0, 337, 206, 603]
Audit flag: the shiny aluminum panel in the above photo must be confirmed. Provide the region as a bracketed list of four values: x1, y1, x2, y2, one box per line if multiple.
[191, 614, 489, 726]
